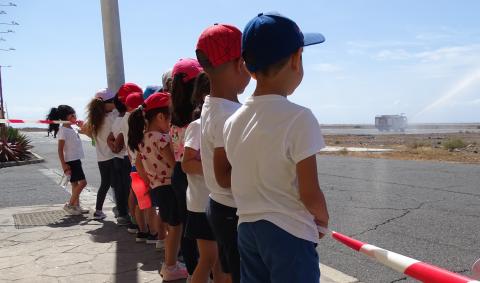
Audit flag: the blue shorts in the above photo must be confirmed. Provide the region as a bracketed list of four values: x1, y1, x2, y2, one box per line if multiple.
[238, 220, 320, 283]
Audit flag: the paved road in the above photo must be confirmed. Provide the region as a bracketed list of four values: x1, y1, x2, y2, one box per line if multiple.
[1, 131, 480, 282]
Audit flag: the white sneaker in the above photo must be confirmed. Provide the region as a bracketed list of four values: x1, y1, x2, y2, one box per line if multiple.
[161, 262, 188, 281]
[63, 203, 81, 215]
[155, 239, 165, 250]
[76, 205, 89, 214]
[93, 210, 107, 220]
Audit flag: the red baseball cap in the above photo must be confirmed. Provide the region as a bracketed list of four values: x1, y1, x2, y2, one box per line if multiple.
[172, 58, 203, 83]
[117, 83, 143, 103]
[196, 24, 242, 67]
[125, 92, 144, 109]
[144, 92, 171, 111]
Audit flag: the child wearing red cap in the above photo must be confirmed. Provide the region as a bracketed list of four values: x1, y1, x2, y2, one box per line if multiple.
[182, 73, 228, 283]
[128, 92, 188, 281]
[223, 13, 330, 283]
[196, 23, 251, 283]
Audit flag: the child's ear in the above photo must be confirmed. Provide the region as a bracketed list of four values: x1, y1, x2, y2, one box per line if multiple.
[291, 48, 303, 72]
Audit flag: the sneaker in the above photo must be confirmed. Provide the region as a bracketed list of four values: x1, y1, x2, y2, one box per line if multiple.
[117, 216, 130, 226]
[136, 232, 149, 243]
[112, 206, 119, 218]
[63, 203, 81, 215]
[93, 210, 106, 220]
[155, 239, 165, 250]
[161, 262, 188, 281]
[127, 223, 139, 234]
[146, 233, 158, 244]
[77, 205, 89, 214]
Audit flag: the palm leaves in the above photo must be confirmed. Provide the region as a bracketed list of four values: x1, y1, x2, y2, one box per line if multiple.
[0, 126, 33, 162]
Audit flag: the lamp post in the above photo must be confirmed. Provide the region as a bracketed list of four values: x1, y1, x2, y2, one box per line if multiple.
[0, 65, 12, 120]
[100, 0, 125, 94]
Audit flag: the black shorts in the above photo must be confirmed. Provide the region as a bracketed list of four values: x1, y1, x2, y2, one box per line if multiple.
[66, 160, 86, 183]
[150, 185, 181, 226]
[185, 211, 215, 241]
[206, 198, 240, 281]
[171, 162, 187, 223]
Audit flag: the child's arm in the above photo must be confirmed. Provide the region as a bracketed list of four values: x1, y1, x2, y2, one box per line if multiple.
[113, 133, 125, 153]
[107, 132, 117, 153]
[79, 122, 92, 138]
[57, 140, 70, 174]
[135, 153, 150, 185]
[297, 155, 329, 238]
[213, 147, 231, 188]
[182, 147, 203, 175]
[160, 143, 176, 169]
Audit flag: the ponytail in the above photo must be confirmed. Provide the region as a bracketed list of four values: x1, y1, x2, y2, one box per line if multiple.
[191, 71, 210, 120]
[48, 105, 75, 121]
[86, 98, 106, 137]
[128, 106, 171, 152]
[128, 107, 146, 152]
[171, 73, 195, 128]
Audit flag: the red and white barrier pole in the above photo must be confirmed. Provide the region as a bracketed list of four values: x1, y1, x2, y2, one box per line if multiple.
[0, 119, 77, 125]
[327, 229, 479, 283]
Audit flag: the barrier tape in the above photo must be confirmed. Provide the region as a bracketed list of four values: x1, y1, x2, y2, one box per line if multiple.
[0, 119, 69, 124]
[327, 229, 479, 283]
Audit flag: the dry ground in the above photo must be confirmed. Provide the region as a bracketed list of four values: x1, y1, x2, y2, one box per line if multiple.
[323, 132, 480, 164]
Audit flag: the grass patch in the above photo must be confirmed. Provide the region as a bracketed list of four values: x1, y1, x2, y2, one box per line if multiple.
[334, 140, 341, 145]
[443, 138, 466, 150]
[409, 141, 429, 149]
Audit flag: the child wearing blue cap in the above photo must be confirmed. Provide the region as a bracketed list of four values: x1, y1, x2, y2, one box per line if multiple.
[223, 12, 330, 283]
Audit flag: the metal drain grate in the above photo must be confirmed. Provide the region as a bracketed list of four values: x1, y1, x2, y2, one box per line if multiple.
[13, 210, 86, 229]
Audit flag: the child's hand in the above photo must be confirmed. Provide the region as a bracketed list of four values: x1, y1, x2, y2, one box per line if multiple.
[75, 120, 84, 127]
[315, 218, 329, 239]
[62, 163, 71, 175]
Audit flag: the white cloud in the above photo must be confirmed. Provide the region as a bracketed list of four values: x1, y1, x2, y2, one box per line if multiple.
[311, 63, 342, 73]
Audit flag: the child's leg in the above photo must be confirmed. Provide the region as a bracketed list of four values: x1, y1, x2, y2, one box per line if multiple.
[165, 224, 183, 266]
[238, 220, 320, 283]
[135, 206, 147, 232]
[70, 180, 87, 206]
[128, 189, 136, 220]
[157, 214, 166, 240]
[95, 160, 113, 211]
[145, 207, 158, 234]
[192, 239, 219, 283]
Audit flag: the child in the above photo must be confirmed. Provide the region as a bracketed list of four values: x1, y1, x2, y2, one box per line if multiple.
[170, 58, 203, 277]
[124, 90, 167, 246]
[46, 108, 59, 138]
[85, 88, 119, 220]
[128, 92, 188, 281]
[223, 12, 330, 283]
[110, 83, 143, 229]
[52, 105, 87, 215]
[195, 23, 251, 283]
[183, 73, 226, 283]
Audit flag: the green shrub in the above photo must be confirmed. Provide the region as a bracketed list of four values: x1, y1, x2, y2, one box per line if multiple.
[0, 126, 33, 162]
[443, 138, 466, 151]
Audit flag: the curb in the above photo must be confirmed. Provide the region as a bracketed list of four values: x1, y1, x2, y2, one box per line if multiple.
[0, 151, 45, 168]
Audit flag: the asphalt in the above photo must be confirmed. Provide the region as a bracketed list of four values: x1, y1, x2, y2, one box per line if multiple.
[316, 155, 480, 282]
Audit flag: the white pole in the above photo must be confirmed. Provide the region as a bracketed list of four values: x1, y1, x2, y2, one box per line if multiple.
[100, 0, 125, 94]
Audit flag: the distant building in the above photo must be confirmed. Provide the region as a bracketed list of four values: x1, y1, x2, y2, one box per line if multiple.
[375, 114, 408, 132]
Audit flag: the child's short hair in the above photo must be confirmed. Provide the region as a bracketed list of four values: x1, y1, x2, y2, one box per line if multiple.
[242, 12, 325, 74]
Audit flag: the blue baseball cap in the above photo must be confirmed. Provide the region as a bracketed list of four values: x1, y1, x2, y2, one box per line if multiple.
[242, 12, 325, 73]
[143, 85, 161, 100]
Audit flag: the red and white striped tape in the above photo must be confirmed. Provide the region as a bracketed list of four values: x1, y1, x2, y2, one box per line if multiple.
[328, 230, 479, 283]
[0, 119, 73, 124]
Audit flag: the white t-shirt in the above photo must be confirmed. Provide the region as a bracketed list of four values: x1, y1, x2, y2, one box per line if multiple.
[112, 115, 127, 157]
[200, 95, 241, 208]
[58, 126, 84, 162]
[94, 110, 118, 162]
[223, 95, 325, 244]
[185, 119, 210, 213]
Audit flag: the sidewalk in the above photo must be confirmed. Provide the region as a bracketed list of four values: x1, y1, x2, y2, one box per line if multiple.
[0, 157, 357, 282]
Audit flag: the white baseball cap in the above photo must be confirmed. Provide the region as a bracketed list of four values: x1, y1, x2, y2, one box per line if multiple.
[95, 88, 115, 101]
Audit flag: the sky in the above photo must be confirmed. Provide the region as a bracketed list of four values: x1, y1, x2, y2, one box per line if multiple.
[1, 0, 479, 125]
